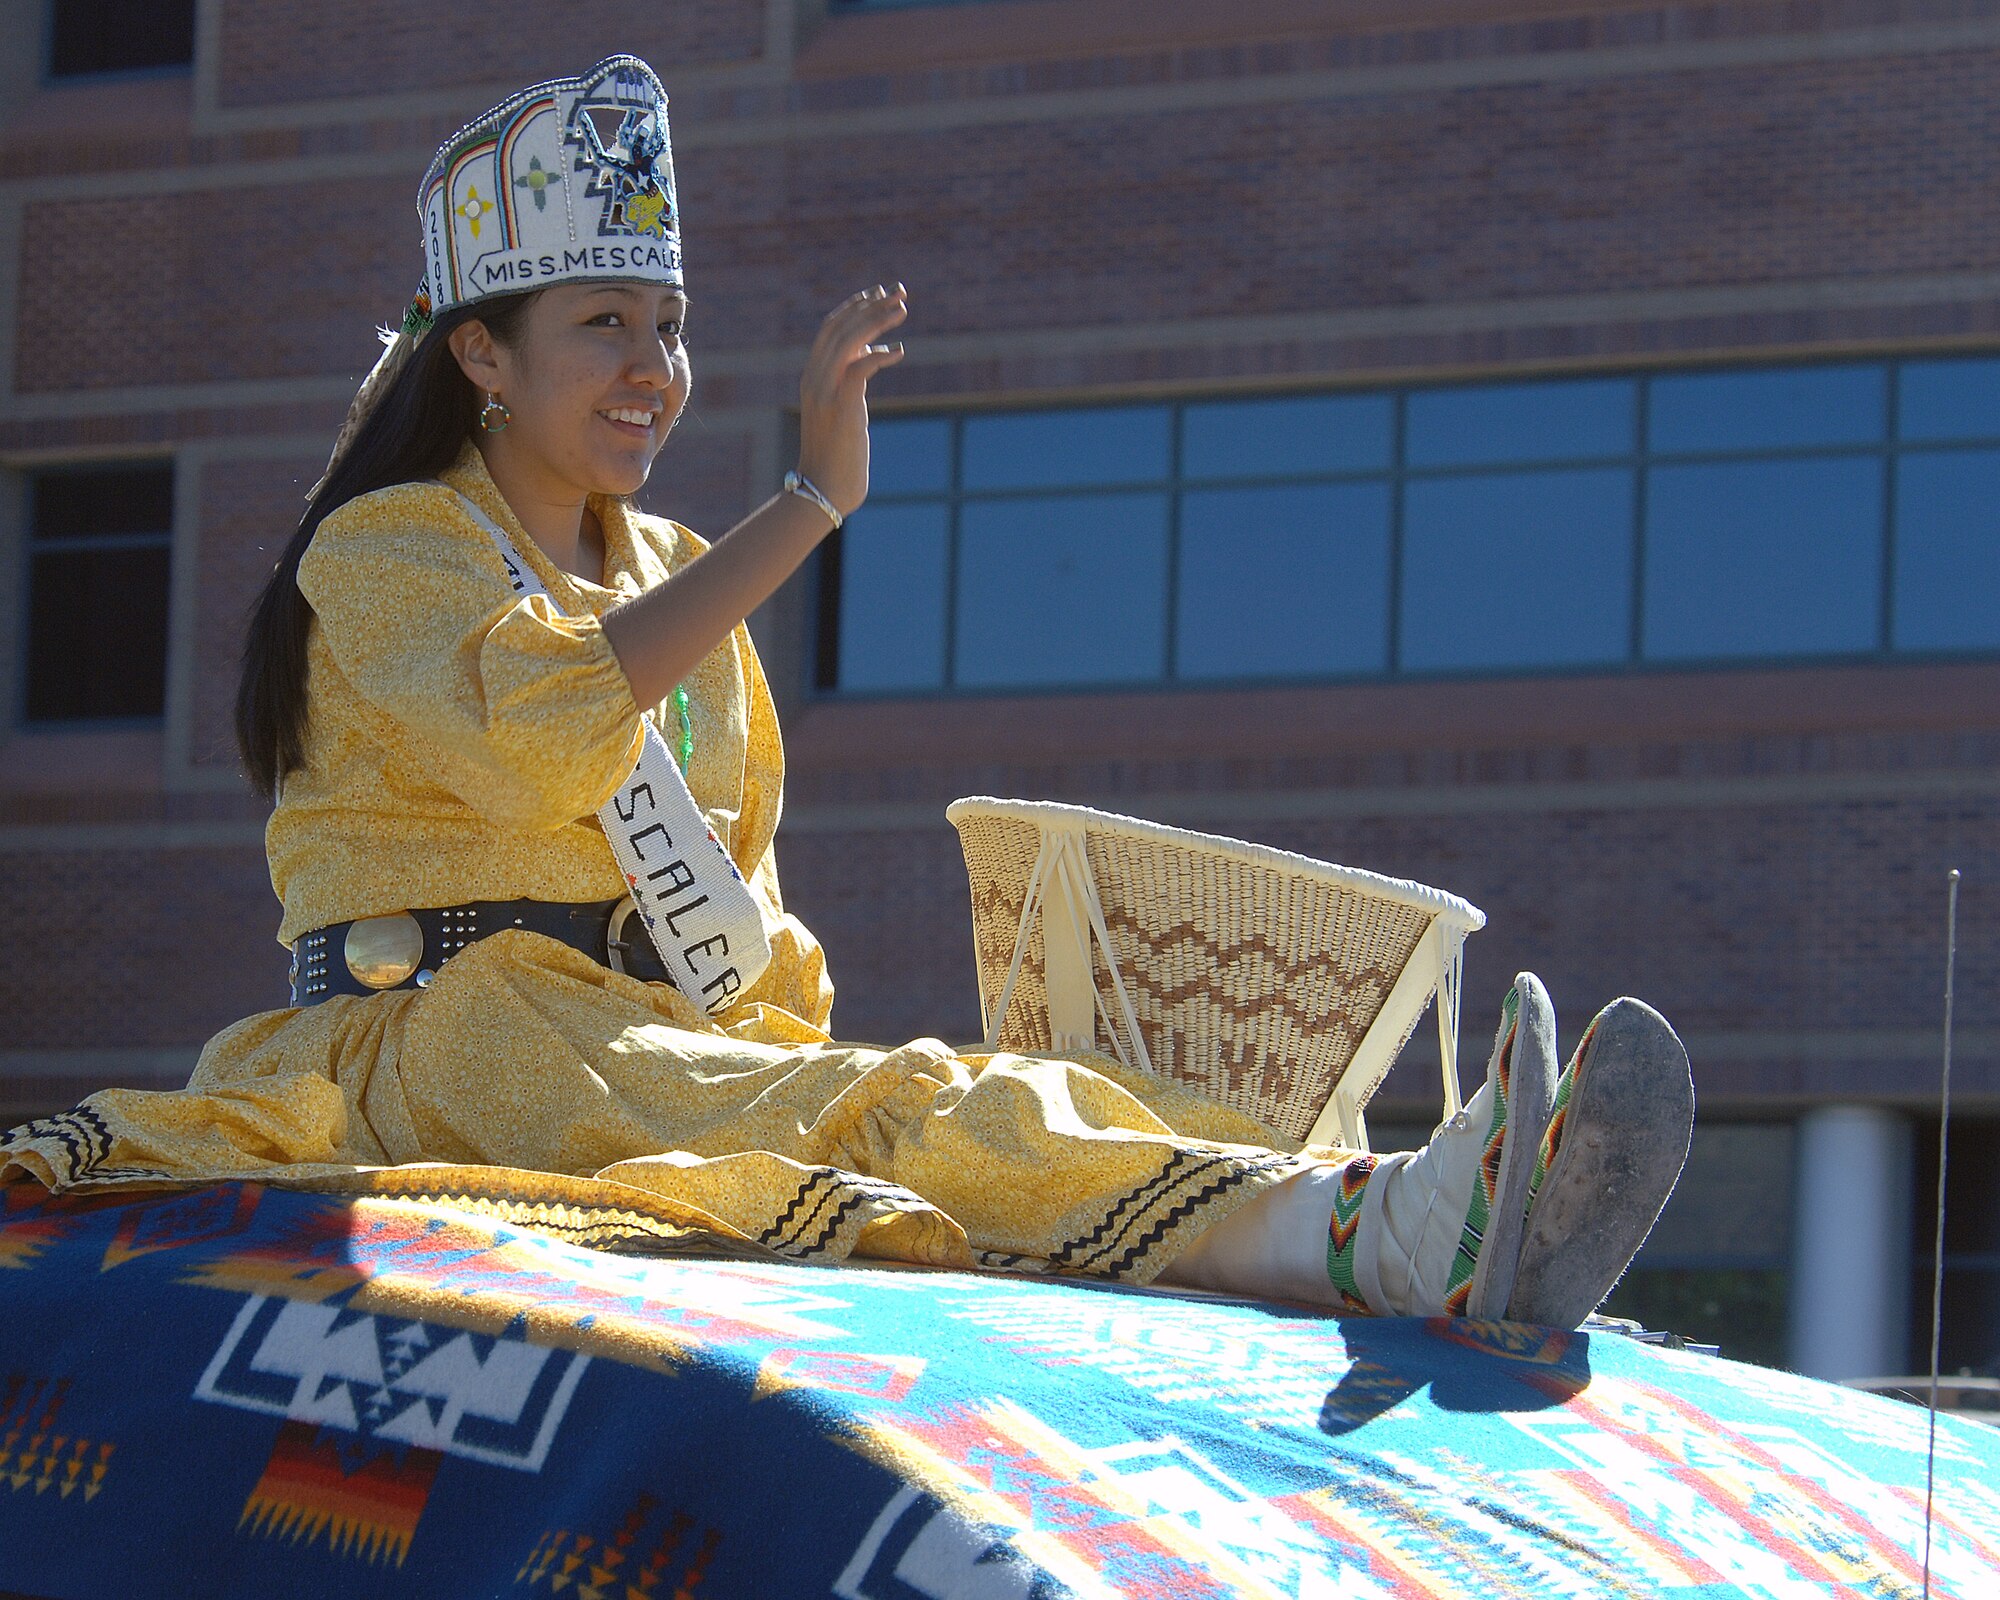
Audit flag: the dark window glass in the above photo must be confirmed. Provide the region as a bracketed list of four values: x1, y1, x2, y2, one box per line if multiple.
[49, 0, 195, 78]
[868, 418, 953, 497]
[1893, 451, 2000, 651]
[961, 407, 1169, 492]
[1400, 468, 1635, 671]
[1648, 365, 1885, 454]
[1898, 359, 2000, 444]
[953, 494, 1168, 686]
[1175, 484, 1392, 679]
[1181, 394, 1393, 482]
[23, 463, 174, 724]
[835, 504, 951, 691]
[31, 464, 175, 541]
[1405, 379, 1633, 468]
[24, 547, 172, 720]
[1643, 458, 1883, 659]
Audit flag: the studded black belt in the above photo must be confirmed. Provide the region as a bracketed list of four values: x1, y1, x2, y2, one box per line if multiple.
[289, 897, 667, 1006]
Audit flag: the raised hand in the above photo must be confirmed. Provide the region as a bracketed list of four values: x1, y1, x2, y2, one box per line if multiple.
[796, 284, 909, 519]
[601, 283, 912, 710]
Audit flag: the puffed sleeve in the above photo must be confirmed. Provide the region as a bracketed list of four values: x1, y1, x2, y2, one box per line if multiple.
[297, 483, 646, 831]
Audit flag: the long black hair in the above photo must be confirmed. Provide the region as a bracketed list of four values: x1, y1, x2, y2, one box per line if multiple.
[235, 292, 536, 799]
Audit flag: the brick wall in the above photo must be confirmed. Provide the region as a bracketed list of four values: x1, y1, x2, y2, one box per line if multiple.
[214, 0, 768, 109]
[0, 845, 281, 1050]
[2, 0, 1997, 1122]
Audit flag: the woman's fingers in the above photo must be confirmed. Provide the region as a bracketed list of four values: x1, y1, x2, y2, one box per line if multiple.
[844, 344, 906, 386]
[831, 305, 907, 370]
[830, 312, 908, 379]
[820, 283, 888, 326]
[816, 285, 907, 351]
[821, 342, 905, 408]
[804, 288, 908, 398]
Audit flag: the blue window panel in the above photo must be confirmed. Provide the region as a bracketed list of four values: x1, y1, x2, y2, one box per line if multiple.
[1898, 359, 2000, 444]
[835, 503, 951, 690]
[1175, 484, 1392, 679]
[1181, 394, 1394, 482]
[961, 407, 1170, 492]
[1648, 365, 1884, 454]
[868, 418, 953, 497]
[1405, 378, 1633, 468]
[1399, 468, 1635, 671]
[953, 493, 1169, 686]
[1643, 458, 1884, 660]
[1893, 450, 2000, 650]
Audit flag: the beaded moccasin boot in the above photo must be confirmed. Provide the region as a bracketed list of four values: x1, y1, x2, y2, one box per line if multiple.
[1337, 973, 1560, 1320]
[1504, 997, 1694, 1329]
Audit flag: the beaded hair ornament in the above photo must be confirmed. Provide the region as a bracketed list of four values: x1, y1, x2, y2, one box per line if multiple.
[313, 54, 680, 497]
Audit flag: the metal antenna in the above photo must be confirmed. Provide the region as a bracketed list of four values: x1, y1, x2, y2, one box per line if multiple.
[1922, 868, 1959, 1600]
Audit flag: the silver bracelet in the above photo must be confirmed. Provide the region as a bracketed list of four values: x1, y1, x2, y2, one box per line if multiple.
[782, 470, 843, 531]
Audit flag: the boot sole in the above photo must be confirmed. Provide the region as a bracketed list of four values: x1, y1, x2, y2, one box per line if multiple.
[1503, 998, 1694, 1329]
[1464, 972, 1559, 1320]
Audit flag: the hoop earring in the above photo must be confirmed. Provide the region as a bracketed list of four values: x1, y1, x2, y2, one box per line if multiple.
[479, 392, 512, 433]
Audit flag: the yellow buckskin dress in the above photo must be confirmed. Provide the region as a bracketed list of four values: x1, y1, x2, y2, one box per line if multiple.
[0, 445, 1315, 1281]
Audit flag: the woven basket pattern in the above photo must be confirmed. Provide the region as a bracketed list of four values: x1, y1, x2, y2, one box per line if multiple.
[954, 809, 1436, 1142]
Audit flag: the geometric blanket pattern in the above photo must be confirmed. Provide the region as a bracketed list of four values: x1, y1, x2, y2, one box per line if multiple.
[2, 1180, 1997, 1598]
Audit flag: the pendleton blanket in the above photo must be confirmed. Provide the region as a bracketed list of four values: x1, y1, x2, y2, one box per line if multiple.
[1, 1178, 1997, 1599]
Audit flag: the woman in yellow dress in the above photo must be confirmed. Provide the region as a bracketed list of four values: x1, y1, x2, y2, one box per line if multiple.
[0, 56, 1692, 1329]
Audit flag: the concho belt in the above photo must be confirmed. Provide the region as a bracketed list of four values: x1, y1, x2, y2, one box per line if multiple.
[289, 898, 666, 1005]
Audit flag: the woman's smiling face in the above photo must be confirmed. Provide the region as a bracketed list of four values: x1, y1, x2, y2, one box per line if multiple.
[451, 281, 691, 502]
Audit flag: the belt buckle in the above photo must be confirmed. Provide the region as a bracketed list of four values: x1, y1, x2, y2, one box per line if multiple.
[604, 895, 642, 976]
[345, 912, 425, 989]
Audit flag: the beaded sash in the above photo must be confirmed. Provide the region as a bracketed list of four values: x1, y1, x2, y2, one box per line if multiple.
[448, 488, 772, 1012]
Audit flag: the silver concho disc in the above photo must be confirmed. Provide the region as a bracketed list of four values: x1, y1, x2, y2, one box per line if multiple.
[344, 912, 425, 989]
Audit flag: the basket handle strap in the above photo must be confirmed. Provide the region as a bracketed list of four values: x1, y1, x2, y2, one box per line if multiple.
[1049, 830, 1153, 1078]
[1435, 923, 1467, 1122]
[983, 825, 1155, 1079]
[982, 830, 1057, 1050]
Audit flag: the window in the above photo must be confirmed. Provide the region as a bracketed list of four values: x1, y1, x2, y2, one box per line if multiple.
[817, 355, 2000, 694]
[1643, 364, 1889, 662]
[1894, 452, 2000, 651]
[1893, 358, 2000, 654]
[955, 493, 1169, 687]
[1178, 483, 1391, 679]
[48, 0, 195, 79]
[1180, 396, 1394, 681]
[1643, 458, 1883, 660]
[1405, 376, 1633, 466]
[1402, 468, 1634, 672]
[22, 463, 174, 724]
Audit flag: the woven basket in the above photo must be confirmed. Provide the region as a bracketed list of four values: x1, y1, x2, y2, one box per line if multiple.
[946, 797, 1486, 1149]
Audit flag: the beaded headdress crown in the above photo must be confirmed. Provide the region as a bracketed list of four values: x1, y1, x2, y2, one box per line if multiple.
[311, 55, 682, 497]
[417, 53, 682, 313]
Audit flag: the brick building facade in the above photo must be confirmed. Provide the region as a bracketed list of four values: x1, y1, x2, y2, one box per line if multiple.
[1, 0, 1995, 1374]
